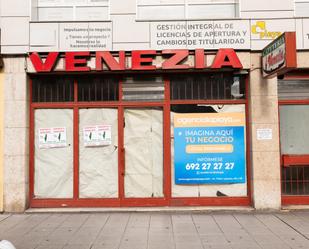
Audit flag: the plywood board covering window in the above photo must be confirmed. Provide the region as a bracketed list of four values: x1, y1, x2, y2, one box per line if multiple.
[34, 109, 73, 198]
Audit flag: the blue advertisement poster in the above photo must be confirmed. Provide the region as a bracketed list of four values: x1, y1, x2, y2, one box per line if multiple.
[174, 112, 246, 184]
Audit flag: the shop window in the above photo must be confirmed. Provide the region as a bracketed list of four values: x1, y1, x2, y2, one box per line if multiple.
[32, 76, 74, 102]
[280, 104, 309, 195]
[279, 79, 309, 197]
[122, 76, 164, 102]
[78, 76, 118, 102]
[170, 74, 245, 100]
[137, 0, 239, 20]
[32, 0, 109, 21]
[280, 105, 309, 155]
[295, 0, 309, 17]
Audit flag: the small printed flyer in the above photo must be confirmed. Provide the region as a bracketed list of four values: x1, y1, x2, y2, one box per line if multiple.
[83, 125, 112, 147]
[38, 127, 67, 149]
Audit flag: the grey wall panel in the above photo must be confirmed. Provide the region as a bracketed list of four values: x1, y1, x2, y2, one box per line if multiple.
[0, 0, 30, 16]
[304, 19, 309, 49]
[1, 17, 29, 46]
[110, 0, 136, 14]
[75, 6, 109, 21]
[30, 22, 58, 48]
[112, 15, 149, 43]
[38, 7, 74, 21]
[240, 10, 294, 19]
[295, 2, 309, 17]
[1, 46, 29, 54]
[137, 5, 185, 20]
[241, 0, 294, 11]
[187, 4, 237, 19]
[138, 0, 184, 4]
[113, 42, 150, 50]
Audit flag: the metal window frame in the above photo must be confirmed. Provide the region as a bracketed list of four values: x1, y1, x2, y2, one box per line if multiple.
[29, 72, 251, 208]
[279, 90, 309, 205]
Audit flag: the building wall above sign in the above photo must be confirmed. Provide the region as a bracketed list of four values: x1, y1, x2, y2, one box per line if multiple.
[2, 17, 309, 54]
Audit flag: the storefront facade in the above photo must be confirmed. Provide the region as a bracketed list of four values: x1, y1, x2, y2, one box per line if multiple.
[1, 0, 309, 211]
[27, 49, 252, 208]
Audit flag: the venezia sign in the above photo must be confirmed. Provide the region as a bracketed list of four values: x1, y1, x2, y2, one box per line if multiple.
[29, 49, 243, 72]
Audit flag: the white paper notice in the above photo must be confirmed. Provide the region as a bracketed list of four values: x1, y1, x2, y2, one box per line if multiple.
[39, 127, 67, 149]
[59, 22, 112, 51]
[83, 125, 112, 147]
[257, 128, 272, 140]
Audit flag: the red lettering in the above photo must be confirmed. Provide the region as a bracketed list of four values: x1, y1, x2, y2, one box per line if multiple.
[65, 52, 90, 72]
[211, 49, 243, 69]
[131, 50, 156, 70]
[30, 49, 244, 72]
[96, 51, 125, 70]
[267, 51, 284, 67]
[195, 49, 205, 69]
[29, 52, 59, 72]
[162, 50, 189, 69]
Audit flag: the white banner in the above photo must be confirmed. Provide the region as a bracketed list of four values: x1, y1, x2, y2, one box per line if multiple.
[83, 125, 112, 147]
[151, 20, 251, 50]
[59, 22, 112, 51]
[39, 127, 67, 149]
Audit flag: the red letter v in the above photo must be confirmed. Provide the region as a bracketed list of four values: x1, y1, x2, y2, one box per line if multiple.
[29, 52, 59, 72]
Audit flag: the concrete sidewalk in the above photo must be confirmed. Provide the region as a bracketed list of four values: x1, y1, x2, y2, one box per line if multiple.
[0, 211, 308, 249]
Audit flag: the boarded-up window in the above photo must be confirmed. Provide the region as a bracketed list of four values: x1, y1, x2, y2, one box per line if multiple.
[34, 109, 73, 198]
[124, 108, 164, 198]
[79, 108, 118, 198]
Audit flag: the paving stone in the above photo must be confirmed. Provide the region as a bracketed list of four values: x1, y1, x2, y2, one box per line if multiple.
[63, 245, 92, 249]
[0, 212, 308, 249]
[35, 245, 64, 249]
[259, 244, 293, 249]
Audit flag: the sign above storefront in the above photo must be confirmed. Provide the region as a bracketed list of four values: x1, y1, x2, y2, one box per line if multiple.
[262, 32, 297, 78]
[29, 49, 243, 72]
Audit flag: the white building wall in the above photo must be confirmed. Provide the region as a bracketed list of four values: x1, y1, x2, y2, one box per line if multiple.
[2, 56, 29, 212]
[0, 0, 30, 54]
[0, 0, 309, 53]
